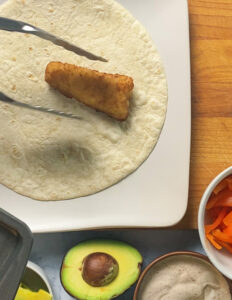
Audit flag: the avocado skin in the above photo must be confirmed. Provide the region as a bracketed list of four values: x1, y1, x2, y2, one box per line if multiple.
[60, 239, 143, 300]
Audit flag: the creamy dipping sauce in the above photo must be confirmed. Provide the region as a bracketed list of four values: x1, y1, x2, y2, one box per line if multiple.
[138, 255, 231, 300]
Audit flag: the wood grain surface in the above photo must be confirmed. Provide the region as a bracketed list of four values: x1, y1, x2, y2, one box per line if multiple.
[178, 0, 232, 228]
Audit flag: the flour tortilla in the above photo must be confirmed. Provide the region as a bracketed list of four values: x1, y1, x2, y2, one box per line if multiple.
[0, 0, 167, 200]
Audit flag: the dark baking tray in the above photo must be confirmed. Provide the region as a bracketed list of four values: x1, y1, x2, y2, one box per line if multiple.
[0, 208, 33, 300]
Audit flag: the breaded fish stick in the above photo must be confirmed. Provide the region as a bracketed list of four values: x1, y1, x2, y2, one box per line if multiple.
[45, 62, 134, 121]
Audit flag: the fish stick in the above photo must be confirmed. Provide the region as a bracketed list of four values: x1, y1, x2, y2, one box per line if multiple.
[45, 62, 134, 121]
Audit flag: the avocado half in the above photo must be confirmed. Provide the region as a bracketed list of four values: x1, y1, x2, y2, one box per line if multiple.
[60, 239, 143, 300]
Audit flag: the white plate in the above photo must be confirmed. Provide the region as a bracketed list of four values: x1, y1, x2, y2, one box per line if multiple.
[0, 0, 191, 232]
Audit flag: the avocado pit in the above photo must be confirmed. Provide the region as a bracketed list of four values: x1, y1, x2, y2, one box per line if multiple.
[82, 252, 119, 287]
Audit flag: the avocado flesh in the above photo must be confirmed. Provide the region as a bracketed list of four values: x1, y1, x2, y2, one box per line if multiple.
[15, 287, 52, 300]
[61, 239, 142, 300]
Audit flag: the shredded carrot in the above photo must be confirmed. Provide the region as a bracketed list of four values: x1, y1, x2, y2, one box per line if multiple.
[213, 188, 232, 207]
[219, 222, 227, 231]
[214, 236, 232, 253]
[214, 198, 232, 207]
[212, 229, 232, 243]
[223, 225, 232, 237]
[223, 211, 232, 226]
[226, 175, 232, 192]
[206, 233, 222, 250]
[206, 194, 219, 210]
[205, 175, 232, 255]
[227, 181, 232, 192]
[205, 207, 227, 234]
[217, 240, 232, 254]
[207, 207, 222, 221]
[213, 179, 228, 195]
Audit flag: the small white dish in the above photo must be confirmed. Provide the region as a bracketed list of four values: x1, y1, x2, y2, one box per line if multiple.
[198, 166, 232, 280]
[21, 261, 53, 297]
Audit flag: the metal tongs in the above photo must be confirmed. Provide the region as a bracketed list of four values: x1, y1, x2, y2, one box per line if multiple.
[0, 92, 83, 120]
[0, 17, 107, 62]
[0, 17, 108, 120]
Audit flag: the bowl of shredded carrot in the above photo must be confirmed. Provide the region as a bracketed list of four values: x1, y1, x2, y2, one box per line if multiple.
[198, 166, 232, 279]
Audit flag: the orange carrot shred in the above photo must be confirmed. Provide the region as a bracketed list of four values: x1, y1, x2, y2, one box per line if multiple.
[206, 233, 222, 250]
[204, 178, 232, 254]
[219, 222, 227, 231]
[213, 188, 232, 208]
[223, 211, 232, 226]
[208, 207, 222, 221]
[206, 194, 219, 210]
[223, 225, 232, 237]
[213, 179, 228, 195]
[216, 240, 232, 254]
[205, 207, 227, 234]
[212, 229, 232, 243]
[227, 181, 232, 192]
[226, 175, 232, 192]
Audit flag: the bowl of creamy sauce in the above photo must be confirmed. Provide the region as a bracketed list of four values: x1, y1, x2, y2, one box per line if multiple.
[134, 251, 231, 300]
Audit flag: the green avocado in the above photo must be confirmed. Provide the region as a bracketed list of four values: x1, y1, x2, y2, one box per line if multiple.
[60, 239, 142, 300]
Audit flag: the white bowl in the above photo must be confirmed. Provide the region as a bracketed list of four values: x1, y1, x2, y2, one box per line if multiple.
[198, 166, 232, 280]
[21, 261, 53, 296]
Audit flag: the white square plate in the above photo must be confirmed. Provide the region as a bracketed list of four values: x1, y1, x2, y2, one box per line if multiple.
[0, 0, 190, 232]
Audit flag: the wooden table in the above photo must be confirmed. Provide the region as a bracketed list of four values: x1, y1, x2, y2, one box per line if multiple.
[178, 0, 232, 228]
